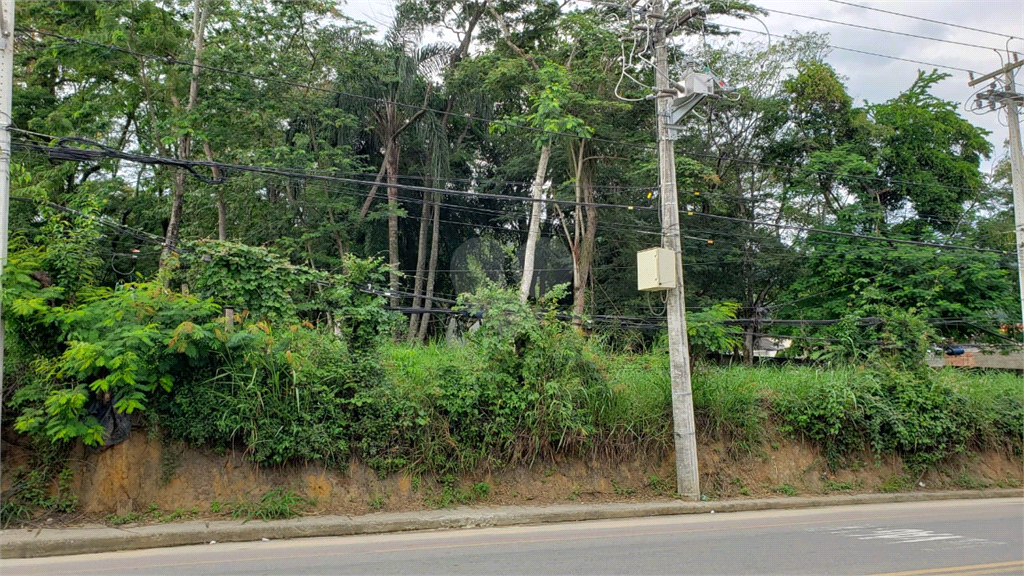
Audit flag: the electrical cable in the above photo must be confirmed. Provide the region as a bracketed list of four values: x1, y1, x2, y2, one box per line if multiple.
[825, 0, 1024, 42]
[16, 27, 1001, 200]
[765, 7, 1011, 53]
[714, 22, 980, 75]
[13, 137, 1008, 256]
[11, 189, 1016, 345]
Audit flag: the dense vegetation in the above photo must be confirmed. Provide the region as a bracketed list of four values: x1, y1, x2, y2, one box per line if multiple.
[2, 1, 1022, 524]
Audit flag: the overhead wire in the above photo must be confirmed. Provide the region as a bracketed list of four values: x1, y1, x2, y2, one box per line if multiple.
[825, 0, 1024, 42]
[764, 7, 1011, 53]
[10, 136, 1008, 255]
[17, 27, 1002, 200]
[10, 193, 1016, 344]
[714, 22, 980, 75]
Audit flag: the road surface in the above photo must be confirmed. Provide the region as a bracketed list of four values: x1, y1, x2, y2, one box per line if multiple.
[2, 498, 1021, 575]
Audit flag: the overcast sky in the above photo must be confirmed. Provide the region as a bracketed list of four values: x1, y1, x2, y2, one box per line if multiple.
[342, 0, 1024, 172]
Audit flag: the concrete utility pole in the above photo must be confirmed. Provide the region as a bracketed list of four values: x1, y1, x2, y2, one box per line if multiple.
[0, 0, 14, 398]
[652, 0, 700, 500]
[970, 56, 1024, 344]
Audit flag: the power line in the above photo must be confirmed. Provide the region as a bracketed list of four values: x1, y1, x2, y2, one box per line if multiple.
[18, 28, 999, 200]
[11, 137, 1007, 255]
[12, 138, 658, 213]
[826, 0, 1024, 42]
[16, 28, 648, 154]
[683, 210, 1008, 254]
[200, 172, 1014, 266]
[766, 7, 1010, 53]
[715, 22, 979, 75]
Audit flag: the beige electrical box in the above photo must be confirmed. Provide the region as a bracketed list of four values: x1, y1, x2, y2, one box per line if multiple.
[637, 247, 677, 291]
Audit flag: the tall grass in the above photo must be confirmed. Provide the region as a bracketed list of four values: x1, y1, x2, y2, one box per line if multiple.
[364, 345, 1022, 475]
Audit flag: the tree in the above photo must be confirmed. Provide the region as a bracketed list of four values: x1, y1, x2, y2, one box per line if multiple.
[869, 70, 992, 232]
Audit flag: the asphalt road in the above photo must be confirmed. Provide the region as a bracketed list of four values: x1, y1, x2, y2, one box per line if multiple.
[3, 498, 1021, 575]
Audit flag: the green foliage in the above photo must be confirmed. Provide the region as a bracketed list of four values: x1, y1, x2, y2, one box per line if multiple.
[611, 478, 635, 495]
[229, 488, 314, 522]
[182, 241, 319, 322]
[687, 302, 744, 359]
[354, 283, 608, 474]
[159, 323, 370, 466]
[877, 475, 912, 493]
[492, 62, 593, 149]
[424, 475, 491, 509]
[772, 483, 798, 496]
[768, 365, 1003, 470]
[796, 305, 933, 369]
[692, 367, 767, 457]
[869, 70, 992, 229]
[5, 234, 393, 463]
[10, 280, 220, 446]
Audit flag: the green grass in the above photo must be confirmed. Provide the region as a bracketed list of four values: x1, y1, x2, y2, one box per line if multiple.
[228, 489, 313, 522]
[772, 484, 799, 496]
[367, 344, 1023, 478]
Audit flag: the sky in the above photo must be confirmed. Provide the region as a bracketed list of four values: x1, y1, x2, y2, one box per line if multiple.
[342, 0, 1023, 171]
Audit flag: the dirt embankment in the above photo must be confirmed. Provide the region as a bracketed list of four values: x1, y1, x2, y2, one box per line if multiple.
[4, 431, 1020, 523]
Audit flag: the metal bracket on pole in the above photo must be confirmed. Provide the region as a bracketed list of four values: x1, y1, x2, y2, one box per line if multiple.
[663, 69, 733, 139]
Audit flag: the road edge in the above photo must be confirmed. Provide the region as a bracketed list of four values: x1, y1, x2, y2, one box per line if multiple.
[2, 489, 1021, 559]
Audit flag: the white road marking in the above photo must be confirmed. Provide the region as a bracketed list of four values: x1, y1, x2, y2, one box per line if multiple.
[810, 525, 1005, 551]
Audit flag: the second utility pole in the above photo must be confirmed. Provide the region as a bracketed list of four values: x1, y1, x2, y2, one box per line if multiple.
[969, 55, 1024, 355]
[652, 0, 700, 500]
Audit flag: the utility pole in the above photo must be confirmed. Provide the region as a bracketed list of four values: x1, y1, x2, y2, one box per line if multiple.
[653, 0, 701, 500]
[0, 0, 14, 399]
[970, 55, 1024, 347]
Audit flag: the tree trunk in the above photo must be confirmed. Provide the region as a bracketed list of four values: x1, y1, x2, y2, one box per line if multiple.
[202, 141, 226, 241]
[574, 179, 598, 322]
[386, 137, 401, 310]
[519, 143, 551, 302]
[163, 170, 188, 263]
[327, 206, 345, 260]
[160, 0, 209, 266]
[407, 188, 432, 339]
[417, 192, 442, 341]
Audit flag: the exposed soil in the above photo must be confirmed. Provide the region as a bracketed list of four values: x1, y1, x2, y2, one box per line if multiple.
[3, 429, 1020, 527]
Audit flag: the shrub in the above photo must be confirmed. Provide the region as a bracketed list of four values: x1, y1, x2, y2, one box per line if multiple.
[354, 283, 610, 474]
[158, 324, 366, 466]
[10, 281, 221, 446]
[692, 367, 768, 456]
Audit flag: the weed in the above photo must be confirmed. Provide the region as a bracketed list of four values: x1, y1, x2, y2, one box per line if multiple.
[772, 484, 798, 496]
[994, 477, 1022, 488]
[210, 500, 222, 514]
[951, 473, 987, 490]
[367, 495, 387, 511]
[611, 479, 635, 496]
[739, 488, 750, 496]
[1, 465, 78, 527]
[472, 482, 491, 499]
[823, 480, 853, 492]
[878, 475, 911, 493]
[159, 508, 194, 523]
[648, 474, 668, 495]
[106, 511, 144, 525]
[159, 447, 182, 487]
[425, 477, 491, 509]
[229, 489, 313, 522]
